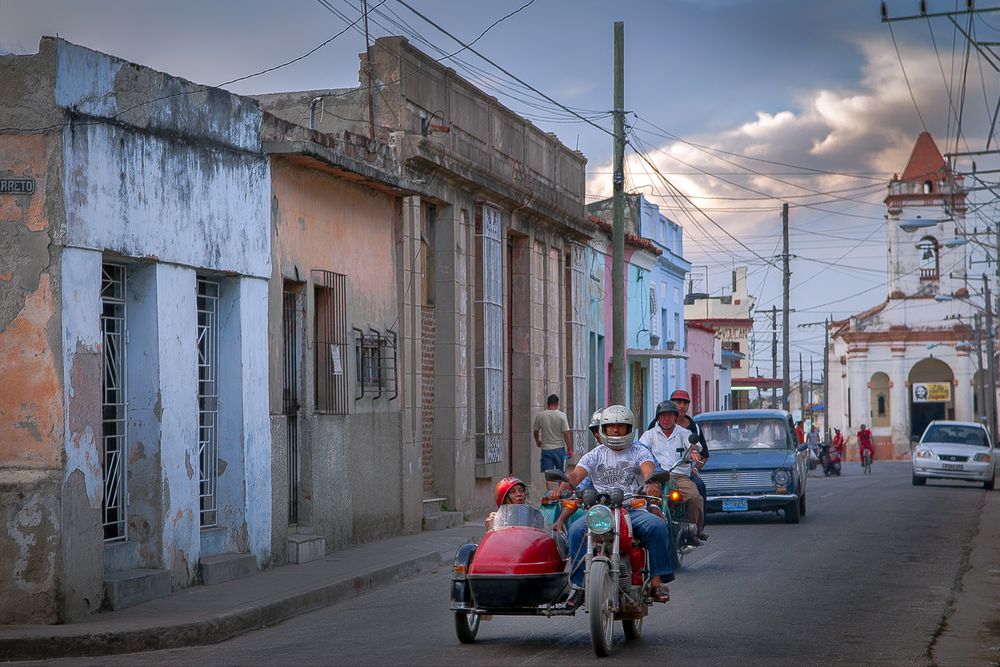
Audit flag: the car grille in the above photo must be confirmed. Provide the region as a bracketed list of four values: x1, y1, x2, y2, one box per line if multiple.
[939, 454, 969, 462]
[701, 470, 774, 493]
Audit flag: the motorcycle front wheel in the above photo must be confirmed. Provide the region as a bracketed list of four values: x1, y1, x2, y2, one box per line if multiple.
[454, 611, 480, 643]
[588, 560, 615, 656]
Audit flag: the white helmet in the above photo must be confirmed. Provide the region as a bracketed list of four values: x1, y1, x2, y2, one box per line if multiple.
[598, 404, 636, 451]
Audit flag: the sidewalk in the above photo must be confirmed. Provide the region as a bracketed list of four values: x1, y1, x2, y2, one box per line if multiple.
[934, 488, 1000, 666]
[0, 524, 481, 661]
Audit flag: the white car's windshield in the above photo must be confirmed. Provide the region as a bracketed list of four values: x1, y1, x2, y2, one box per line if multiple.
[491, 505, 548, 530]
[700, 418, 791, 451]
[922, 425, 989, 447]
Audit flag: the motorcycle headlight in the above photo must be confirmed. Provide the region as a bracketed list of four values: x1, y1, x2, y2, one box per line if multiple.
[772, 469, 791, 486]
[586, 505, 614, 535]
[974, 453, 992, 462]
[915, 449, 935, 459]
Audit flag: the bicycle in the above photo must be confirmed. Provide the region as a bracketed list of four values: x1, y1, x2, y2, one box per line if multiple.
[862, 449, 872, 475]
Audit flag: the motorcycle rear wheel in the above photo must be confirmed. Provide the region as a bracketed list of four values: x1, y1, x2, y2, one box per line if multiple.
[623, 615, 643, 640]
[588, 560, 615, 656]
[454, 611, 480, 643]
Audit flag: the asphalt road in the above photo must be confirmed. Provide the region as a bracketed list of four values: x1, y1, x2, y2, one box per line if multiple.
[23, 461, 989, 666]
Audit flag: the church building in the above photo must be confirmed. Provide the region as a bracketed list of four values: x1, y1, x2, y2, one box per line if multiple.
[826, 132, 984, 460]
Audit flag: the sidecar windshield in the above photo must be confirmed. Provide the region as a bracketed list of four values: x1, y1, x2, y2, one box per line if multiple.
[492, 505, 547, 530]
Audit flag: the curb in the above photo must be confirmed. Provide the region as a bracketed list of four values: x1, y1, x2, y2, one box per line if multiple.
[0, 551, 443, 661]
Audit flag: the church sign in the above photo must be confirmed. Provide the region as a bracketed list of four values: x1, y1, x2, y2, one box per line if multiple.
[912, 382, 951, 403]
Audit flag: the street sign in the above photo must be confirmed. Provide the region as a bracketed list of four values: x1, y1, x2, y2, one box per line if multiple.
[912, 382, 951, 403]
[0, 178, 35, 195]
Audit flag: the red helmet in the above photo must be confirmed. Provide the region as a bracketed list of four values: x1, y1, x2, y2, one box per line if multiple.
[670, 389, 691, 402]
[494, 476, 526, 507]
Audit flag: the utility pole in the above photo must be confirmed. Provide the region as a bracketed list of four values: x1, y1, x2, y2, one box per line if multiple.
[771, 306, 778, 409]
[799, 352, 805, 418]
[611, 22, 626, 404]
[782, 203, 791, 411]
[984, 275, 998, 445]
[975, 312, 986, 424]
[823, 317, 830, 444]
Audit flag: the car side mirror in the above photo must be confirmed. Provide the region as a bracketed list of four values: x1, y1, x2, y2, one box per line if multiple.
[796, 444, 808, 453]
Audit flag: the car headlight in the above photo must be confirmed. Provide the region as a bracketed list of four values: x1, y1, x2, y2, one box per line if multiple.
[974, 453, 993, 462]
[772, 469, 791, 486]
[915, 449, 935, 459]
[586, 505, 614, 535]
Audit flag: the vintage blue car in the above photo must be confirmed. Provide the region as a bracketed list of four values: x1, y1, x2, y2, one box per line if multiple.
[693, 409, 809, 523]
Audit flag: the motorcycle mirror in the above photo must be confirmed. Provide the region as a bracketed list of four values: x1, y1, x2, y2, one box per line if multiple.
[544, 468, 571, 485]
[688, 433, 700, 444]
[645, 469, 670, 485]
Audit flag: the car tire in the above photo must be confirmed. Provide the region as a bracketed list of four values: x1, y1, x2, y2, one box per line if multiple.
[454, 611, 480, 643]
[912, 474, 926, 486]
[784, 498, 801, 524]
[985, 473, 995, 491]
[799, 493, 806, 516]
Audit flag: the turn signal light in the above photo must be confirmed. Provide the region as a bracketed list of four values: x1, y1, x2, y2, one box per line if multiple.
[630, 498, 647, 509]
[561, 499, 579, 510]
[453, 564, 466, 575]
[668, 490, 682, 503]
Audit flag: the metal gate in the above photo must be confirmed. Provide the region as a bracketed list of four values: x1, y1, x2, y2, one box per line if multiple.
[101, 263, 127, 542]
[476, 206, 504, 465]
[197, 278, 220, 527]
[282, 289, 301, 525]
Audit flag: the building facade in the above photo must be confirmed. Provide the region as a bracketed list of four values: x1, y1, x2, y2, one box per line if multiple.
[0, 39, 271, 622]
[827, 132, 979, 459]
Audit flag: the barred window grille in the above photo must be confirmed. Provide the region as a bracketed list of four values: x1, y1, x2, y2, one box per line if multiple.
[101, 263, 128, 542]
[475, 205, 504, 465]
[353, 327, 397, 400]
[197, 278, 220, 528]
[313, 270, 349, 414]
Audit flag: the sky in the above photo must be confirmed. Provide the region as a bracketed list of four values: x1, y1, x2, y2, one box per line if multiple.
[3, 0, 999, 379]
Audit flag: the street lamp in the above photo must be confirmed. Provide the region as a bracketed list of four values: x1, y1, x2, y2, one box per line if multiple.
[943, 238, 969, 248]
[899, 218, 943, 232]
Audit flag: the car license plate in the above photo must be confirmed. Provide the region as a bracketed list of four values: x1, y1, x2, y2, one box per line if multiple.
[722, 498, 748, 512]
[943, 463, 963, 471]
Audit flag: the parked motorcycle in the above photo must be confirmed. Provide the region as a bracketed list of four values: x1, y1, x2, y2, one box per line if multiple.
[450, 468, 669, 657]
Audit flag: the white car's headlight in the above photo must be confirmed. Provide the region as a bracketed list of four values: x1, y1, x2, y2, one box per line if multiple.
[586, 505, 614, 534]
[772, 469, 791, 486]
[974, 453, 993, 462]
[915, 449, 935, 459]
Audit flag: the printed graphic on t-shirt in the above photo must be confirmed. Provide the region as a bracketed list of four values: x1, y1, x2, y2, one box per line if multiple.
[578, 445, 653, 494]
[592, 461, 644, 492]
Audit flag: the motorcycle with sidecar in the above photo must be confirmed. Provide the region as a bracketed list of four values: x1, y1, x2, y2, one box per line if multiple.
[450, 468, 670, 657]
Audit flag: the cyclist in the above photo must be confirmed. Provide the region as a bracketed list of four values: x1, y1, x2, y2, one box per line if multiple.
[857, 424, 875, 473]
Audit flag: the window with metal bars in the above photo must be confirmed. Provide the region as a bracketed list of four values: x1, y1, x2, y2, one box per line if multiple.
[353, 327, 397, 400]
[197, 278, 220, 528]
[313, 270, 349, 414]
[101, 263, 128, 542]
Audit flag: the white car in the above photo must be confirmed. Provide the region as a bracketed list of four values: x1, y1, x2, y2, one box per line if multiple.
[912, 420, 996, 490]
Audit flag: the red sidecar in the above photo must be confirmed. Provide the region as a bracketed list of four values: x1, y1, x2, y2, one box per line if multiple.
[451, 504, 572, 642]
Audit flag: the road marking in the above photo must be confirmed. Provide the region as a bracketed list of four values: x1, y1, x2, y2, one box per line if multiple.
[686, 550, 724, 570]
[821, 493, 833, 498]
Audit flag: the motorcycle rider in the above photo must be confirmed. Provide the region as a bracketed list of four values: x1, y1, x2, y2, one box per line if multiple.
[485, 476, 527, 531]
[551, 405, 673, 608]
[857, 423, 875, 466]
[639, 400, 707, 544]
[666, 389, 710, 512]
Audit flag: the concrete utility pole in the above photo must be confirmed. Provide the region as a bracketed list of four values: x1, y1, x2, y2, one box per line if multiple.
[771, 306, 778, 409]
[611, 22, 626, 404]
[799, 352, 805, 418]
[782, 204, 791, 411]
[975, 312, 986, 424]
[984, 275, 998, 445]
[362, 0, 376, 141]
[823, 317, 830, 443]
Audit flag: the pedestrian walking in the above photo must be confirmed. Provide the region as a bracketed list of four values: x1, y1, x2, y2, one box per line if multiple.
[533, 394, 573, 490]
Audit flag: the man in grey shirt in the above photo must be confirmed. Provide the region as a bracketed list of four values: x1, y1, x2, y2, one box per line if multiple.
[533, 394, 572, 491]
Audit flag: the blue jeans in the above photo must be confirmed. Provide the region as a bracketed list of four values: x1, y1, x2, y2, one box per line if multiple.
[567, 508, 674, 587]
[540, 447, 566, 473]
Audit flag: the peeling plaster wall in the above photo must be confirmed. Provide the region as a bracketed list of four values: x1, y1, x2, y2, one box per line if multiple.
[268, 159, 403, 555]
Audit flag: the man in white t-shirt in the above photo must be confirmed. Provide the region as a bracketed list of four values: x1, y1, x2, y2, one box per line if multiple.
[639, 400, 707, 542]
[550, 404, 673, 608]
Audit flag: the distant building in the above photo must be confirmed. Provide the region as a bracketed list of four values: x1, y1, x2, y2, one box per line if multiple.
[827, 132, 980, 459]
[685, 267, 756, 409]
[588, 194, 691, 422]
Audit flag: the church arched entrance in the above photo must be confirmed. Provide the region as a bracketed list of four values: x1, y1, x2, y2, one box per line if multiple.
[908, 357, 955, 439]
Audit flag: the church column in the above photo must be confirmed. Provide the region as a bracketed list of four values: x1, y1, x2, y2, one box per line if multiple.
[953, 349, 974, 423]
[890, 346, 909, 451]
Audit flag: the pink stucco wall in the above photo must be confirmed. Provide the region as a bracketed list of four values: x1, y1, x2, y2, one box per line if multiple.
[686, 324, 715, 412]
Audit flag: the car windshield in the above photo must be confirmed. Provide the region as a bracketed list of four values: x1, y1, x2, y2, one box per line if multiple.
[491, 505, 548, 530]
[922, 424, 989, 447]
[700, 418, 791, 451]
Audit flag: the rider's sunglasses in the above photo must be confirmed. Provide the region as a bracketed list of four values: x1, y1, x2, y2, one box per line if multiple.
[673, 399, 690, 404]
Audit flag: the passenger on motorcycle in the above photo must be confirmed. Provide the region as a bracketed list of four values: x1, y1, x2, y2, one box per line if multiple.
[639, 400, 708, 543]
[551, 405, 674, 608]
[667, 389, 710, 518]
[485, 476, 526, 531]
